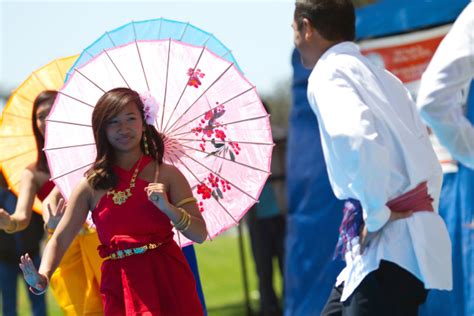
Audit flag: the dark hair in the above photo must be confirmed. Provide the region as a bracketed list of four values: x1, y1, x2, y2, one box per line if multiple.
[32, 90, 57, 172]
[294, 0, 355, 42]
[86, 87, 165, 190]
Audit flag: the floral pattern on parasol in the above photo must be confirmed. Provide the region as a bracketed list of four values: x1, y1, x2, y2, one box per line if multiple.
[45, 21, 272, 246]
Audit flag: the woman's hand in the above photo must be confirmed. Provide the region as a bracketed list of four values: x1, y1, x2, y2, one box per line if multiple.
[145, 183, 172, 213]
[45, 198, 66, 230]
[0, 208, 12, 230]
[19, 253, 48, 292]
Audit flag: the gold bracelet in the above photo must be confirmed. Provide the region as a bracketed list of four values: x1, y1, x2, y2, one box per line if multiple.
[177, 214, 192, 232]
[176, 213, 191, 232]
[4, 218, 19, 234]
[173, 208, 188, 228]
[173, 208, 192, 231]
[175, 197, 198, 208]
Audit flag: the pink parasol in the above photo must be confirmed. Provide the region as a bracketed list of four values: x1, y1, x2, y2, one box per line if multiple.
[44, 39, 273, 246]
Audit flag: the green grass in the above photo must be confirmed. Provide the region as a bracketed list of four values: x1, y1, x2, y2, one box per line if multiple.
[12, 281, 61, 316]
[197, 229, 261, 315]
[10, 228, 283, 316]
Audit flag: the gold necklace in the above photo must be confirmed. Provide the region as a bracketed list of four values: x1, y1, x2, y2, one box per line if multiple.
[107, 156, 142, 205]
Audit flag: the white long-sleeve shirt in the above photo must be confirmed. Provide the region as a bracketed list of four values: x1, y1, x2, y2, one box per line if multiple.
[417, 1, 474, 170]
[307, 42, 452, 301]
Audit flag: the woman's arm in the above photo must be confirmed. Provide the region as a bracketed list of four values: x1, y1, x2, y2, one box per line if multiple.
[20, 178, 92, 291]
[41, 187, 65, 230]
[146, 165, 207, 243]
[1, 168, 38, 232]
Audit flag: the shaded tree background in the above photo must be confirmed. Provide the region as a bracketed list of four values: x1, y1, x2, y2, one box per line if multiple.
[354, 0, 378, 7]
[0, 89, 9, 109]
[261, 77, 292, 130]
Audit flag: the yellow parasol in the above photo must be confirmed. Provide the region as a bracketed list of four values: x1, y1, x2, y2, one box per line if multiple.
[0, 55, 77, 213]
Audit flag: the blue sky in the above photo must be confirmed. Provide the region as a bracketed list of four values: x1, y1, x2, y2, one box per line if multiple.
[0, 0, 295, 97]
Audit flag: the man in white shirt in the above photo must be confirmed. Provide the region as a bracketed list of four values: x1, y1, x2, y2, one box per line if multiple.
[292, 0, 452, 315]
[417, 2, 474, 315]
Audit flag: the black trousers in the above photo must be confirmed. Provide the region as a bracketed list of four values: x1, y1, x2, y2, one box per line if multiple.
[247, 213, 285, 316]
[321, 260, 428, 316]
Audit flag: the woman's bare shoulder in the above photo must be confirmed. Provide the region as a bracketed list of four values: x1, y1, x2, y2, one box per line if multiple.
[72, 178, 95, 197]
[158, 163, 187, 182]
[72, 178, 106, 210]
[21, 164, 49, 188]
[140, 160, 187, 186]
[159, 163, 180, 176]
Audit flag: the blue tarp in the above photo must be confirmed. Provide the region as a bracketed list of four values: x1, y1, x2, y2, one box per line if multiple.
[284, 49, 345, 316]
[356, 0, 470, 40]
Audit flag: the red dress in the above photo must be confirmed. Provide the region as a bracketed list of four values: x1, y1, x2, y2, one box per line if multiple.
[91, 156, 203, 316]
[37, 179, 54, 201]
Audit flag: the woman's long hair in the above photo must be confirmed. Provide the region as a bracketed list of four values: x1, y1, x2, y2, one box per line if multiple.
[86, 87, 165, 190]
[32, 90, 57, 173]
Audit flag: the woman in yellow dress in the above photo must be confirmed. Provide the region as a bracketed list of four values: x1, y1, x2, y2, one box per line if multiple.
[0, 90, 104, 315]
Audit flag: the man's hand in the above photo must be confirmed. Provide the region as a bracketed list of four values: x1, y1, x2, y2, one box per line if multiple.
[360, 210, 413, 254]
[389, 210, 413, 222]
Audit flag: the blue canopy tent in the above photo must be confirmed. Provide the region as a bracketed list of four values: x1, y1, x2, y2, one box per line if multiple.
[356, 0, 469, 40]
[285, 1, 471, 315]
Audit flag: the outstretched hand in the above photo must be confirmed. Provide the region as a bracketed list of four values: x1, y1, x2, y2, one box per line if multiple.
[45, 198, 66, 230]
[0, 208, 12, 230]
[19, 253, 47, 292]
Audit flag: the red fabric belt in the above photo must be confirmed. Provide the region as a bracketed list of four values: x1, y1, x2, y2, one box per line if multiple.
[386, 181, 434, 213]
[335, 181, 434, 258]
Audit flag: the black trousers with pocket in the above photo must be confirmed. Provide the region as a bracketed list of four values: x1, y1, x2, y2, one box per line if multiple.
[321, 260, 428, 316]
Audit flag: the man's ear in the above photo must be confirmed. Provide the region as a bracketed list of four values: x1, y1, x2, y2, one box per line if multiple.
[302, 18, 314, 41]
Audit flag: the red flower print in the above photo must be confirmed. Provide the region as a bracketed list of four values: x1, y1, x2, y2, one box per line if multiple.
[196, 173, 232, 203]
[203, 128, 213, 137]
[215, 129, 226, 141]
[187, 68, 206, 88]
[204, 110, 213, 120]
[191, 104, 241, 158]
[197, 183, 212, 200]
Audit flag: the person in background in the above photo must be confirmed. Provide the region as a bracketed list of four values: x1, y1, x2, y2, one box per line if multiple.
[246, 101, 286, 316]
[293, 0, 452, 314]
[0, 90, 104, 315]
[0, 172, 46, 316]
[417, 2, 474, 315]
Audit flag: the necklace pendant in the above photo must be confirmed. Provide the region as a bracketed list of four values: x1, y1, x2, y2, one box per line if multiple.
[112, 191, 128, 205]
[108, 156, 142, 206]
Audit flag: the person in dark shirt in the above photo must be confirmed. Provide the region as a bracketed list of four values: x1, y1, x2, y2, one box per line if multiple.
[0, 172, 46, 316]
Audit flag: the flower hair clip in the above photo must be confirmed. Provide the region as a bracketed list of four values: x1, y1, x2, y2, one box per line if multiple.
[139, 91, 160, 125]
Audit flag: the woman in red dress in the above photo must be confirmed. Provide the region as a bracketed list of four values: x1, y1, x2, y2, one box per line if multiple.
[19, 87, 208, 315]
